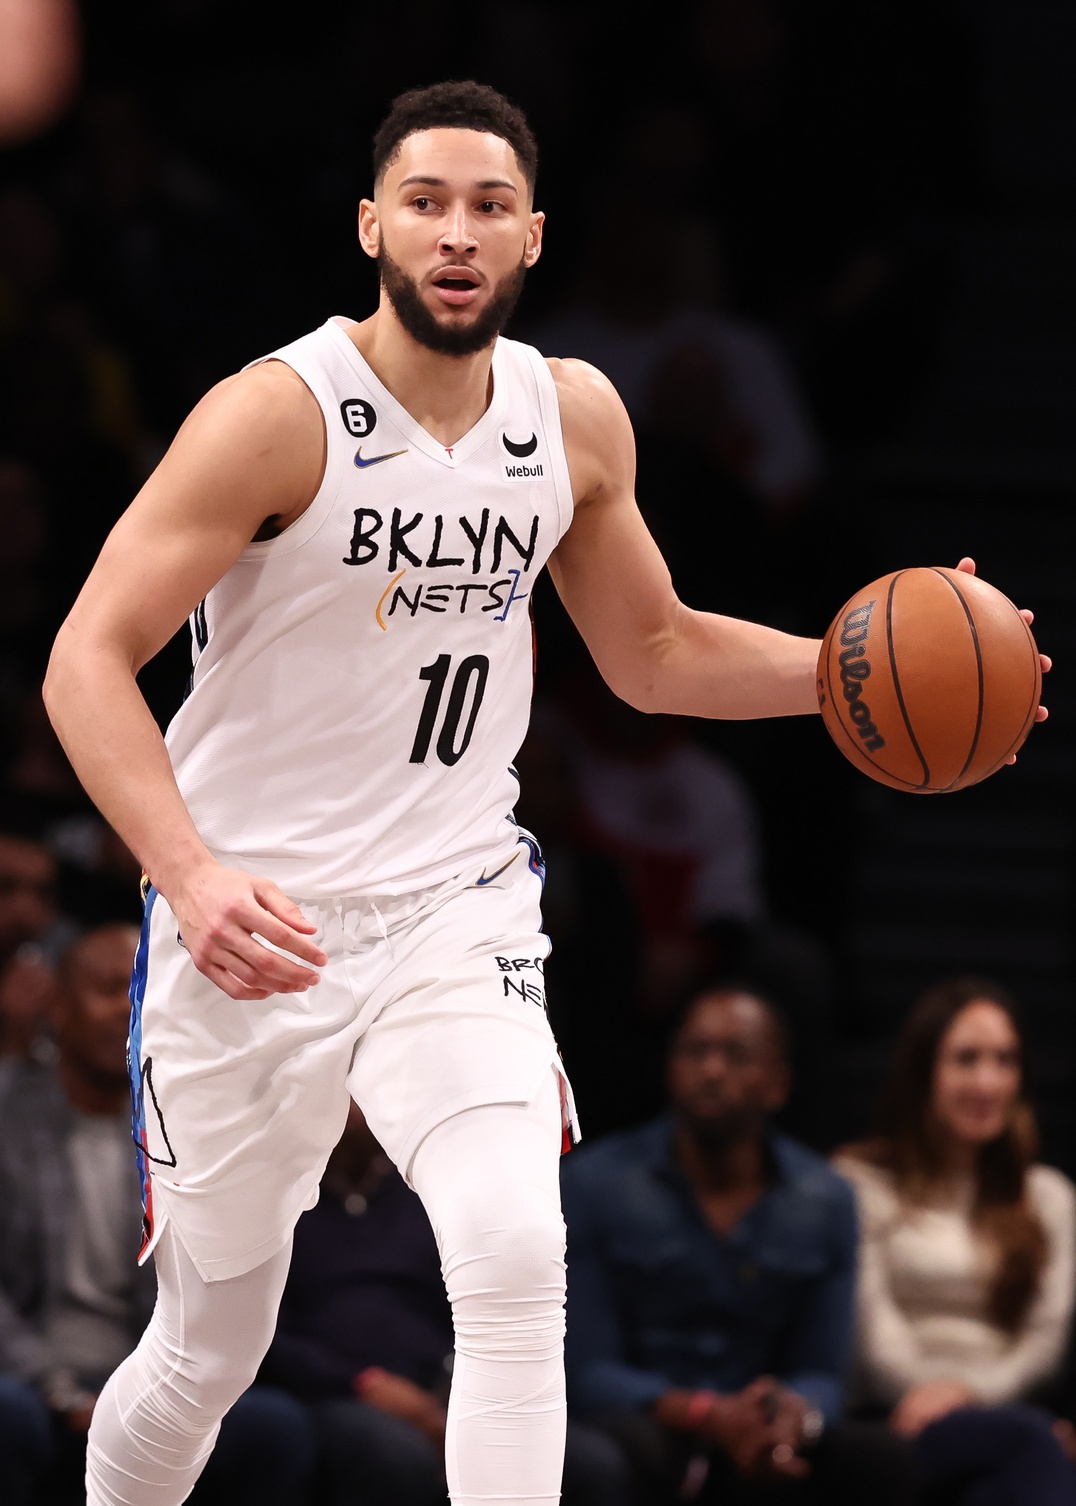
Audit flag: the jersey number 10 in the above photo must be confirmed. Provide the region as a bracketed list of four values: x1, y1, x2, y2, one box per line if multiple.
[409, 654, 490, 767]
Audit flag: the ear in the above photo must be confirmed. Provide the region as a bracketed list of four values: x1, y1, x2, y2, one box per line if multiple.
[523, 210, 545, 269]
[358, 198, 380, 261]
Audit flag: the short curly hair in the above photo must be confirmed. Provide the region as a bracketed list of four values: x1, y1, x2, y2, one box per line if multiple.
[373, 81, 538, 193]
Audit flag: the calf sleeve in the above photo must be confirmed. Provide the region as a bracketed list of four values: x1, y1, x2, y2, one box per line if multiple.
[410, 1071, 567, 1506]
[86, 1224, 292, 1506]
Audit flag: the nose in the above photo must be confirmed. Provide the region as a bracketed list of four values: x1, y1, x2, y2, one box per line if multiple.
[440, 205, 477, 258]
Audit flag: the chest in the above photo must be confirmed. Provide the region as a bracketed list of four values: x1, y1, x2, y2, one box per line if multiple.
[884, 1208, 994, 1314]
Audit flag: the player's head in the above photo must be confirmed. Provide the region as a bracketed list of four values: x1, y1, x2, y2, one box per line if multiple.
[361, 81, 543, 357]
[666, 985, 790, 1148]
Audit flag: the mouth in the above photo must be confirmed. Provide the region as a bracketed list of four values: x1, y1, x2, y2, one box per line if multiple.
[430, 266, 483, 308]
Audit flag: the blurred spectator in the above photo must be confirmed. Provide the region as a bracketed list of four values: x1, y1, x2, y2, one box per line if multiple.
[546, 664, 832, 1062]
[531, 197, 822, 517]
[261, 1100, 629, 1506]
[561, 985, 918, 1504]
[0, 818, 59, 969]
[0, 922, 316, 1506]
[49, 813, 143, 929]
[835, 977, 1076, 1506]
[0, 944, 56, 1063]
[0, 806, 70, 1061]
[550, 666, 765, 1021]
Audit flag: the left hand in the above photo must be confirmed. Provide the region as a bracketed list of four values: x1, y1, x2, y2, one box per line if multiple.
[890, 1379, 978, 1438]
[732, 1383, 812, 1481]
[956, 557, 1050, 756]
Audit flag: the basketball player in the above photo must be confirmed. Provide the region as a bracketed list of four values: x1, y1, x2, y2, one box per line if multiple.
[43, 82, 1046, 1506]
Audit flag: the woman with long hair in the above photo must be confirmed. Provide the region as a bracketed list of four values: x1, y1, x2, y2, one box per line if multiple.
[835, 976, 1076, 1505]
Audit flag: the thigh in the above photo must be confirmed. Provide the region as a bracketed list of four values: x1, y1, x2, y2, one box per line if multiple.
[808, 1420, 921, 1506]
[348, 848, 576, 1186]
[408, 1066, 564, 1257]
[132, 887, 376, 1280]
[918, 1404, 1061, 1482]
[918, 1404, 1076, 1506]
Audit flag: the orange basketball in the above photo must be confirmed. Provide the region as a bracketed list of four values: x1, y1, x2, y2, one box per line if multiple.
[816, 567, 1041, 793]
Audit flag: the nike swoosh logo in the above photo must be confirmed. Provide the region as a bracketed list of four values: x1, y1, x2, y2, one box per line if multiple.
[354, 447, 408, 469]
[502, 432, 538, 458]
[474, 852, 520, 886]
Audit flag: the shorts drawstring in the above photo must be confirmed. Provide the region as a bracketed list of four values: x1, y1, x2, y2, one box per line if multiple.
[371, 901, 394, 959]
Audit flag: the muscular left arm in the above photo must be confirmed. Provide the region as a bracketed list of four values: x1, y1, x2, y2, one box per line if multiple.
[547, 359, 819, 720]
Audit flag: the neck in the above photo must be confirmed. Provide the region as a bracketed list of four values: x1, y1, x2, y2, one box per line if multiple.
[938, 1136, 979, 1178]
[59, 1058, 128, 1116]
[349, 307, 495, 447]
[675, 1119, 768, 1193]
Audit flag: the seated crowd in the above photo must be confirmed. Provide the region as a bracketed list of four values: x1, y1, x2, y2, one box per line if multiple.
[2, 903, 1075, 1504]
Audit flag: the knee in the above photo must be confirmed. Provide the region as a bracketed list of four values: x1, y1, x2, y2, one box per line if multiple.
[440, 1183, 566, 1347]
[980, 1404, 1065, 1455]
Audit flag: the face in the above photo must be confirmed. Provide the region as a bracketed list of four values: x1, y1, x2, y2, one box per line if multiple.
[0, 834, 56, 957]
[55, 924, 139, 1086]
[667, 992, 788, 1145]
[360, 127, 543, 356]
[932, 1001, 1022, 1147]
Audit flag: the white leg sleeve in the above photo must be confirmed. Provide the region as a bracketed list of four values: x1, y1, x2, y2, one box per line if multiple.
[409, 1070, 567, 1506]
[86, 1223, 292, 1506]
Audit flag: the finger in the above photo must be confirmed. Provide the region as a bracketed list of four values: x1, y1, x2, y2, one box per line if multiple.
[203, 961, 272, 1002]
[955, 556, 976, 575]
[223, 936, 320, 991]
[1035, 704, 1048, 721]
[252, 884, 328, 965]
[1039, 654, 1051, 673]
[1019, 608, 1034, 627]
[255, 881, 322, 936]
[775, 1456, 811, 1479]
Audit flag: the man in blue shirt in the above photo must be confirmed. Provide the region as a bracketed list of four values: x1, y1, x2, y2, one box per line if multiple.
[561, 986, 919, 1504]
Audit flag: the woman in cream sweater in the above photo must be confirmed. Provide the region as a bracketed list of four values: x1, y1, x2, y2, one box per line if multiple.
[836, 977, 1076, 1506]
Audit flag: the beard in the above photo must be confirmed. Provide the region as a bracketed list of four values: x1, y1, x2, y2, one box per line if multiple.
[377, 244, 527, 357]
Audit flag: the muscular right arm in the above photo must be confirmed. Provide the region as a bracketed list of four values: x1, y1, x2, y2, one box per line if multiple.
[43, 362, 329, 998]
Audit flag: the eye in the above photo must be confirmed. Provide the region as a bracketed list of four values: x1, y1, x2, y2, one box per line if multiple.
[413, 197, 432, 211]
[479, 200, 503, 214]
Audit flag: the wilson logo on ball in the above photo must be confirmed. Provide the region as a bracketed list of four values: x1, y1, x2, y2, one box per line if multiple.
[838, 602, 886, 752]
[817, 566, 1041, 794]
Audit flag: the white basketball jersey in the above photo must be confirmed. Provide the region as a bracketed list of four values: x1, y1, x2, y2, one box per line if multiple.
[165, 316, 574, 897]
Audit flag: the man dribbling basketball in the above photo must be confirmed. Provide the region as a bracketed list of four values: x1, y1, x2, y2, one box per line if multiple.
[43, 81, 1047, 1506]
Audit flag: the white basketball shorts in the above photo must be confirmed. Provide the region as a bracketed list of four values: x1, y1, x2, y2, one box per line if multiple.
[127, 833, 579, 1281]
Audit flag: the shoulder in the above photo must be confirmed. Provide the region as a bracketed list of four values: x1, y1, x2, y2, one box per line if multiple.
[1028, 1164, 1076, 1229]
[141, 357, 325, 529]
[561, 1119, 666, 1194]
[776, 1133, 855, 1210]
[543, 357, 634, 508]
[831, 1152, 902, 1224]
[545, 356, 630, 433]
[184, 359, 322, 450]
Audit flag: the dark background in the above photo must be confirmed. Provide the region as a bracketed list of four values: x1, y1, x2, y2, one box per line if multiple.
[1, 0, 1072, 1163]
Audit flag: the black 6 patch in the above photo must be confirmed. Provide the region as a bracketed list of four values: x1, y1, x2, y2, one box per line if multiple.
[340, 398, 377, 438]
